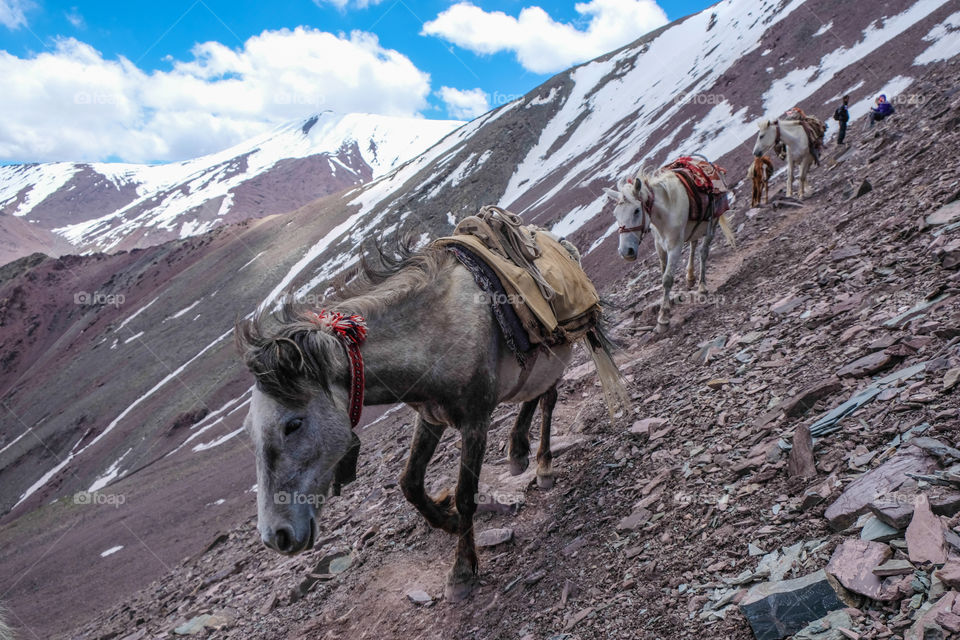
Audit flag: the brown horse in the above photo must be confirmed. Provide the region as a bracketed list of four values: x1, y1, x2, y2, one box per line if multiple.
[236, 239, 625, 600]
[747, 155, 774, 207]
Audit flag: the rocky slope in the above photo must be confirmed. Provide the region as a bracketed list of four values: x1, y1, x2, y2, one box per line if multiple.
[0, 0, 958, 637]
[0, 113, 463, 263]
[56, 60, 960, 640]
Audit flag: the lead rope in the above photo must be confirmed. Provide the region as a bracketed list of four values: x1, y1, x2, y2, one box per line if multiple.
[477, 205, 557, 302]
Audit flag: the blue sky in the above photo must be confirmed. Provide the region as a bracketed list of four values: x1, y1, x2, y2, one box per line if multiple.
[0, 0, 715, 163]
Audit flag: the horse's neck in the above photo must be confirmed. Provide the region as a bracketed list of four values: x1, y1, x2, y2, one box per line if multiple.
[350, 275, 442, 405]
[648, 175, 687, 229]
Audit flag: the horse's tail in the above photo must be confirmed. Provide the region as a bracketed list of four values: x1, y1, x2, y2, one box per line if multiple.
[717, 213, 736, 249]
[585, 324, 630, 421]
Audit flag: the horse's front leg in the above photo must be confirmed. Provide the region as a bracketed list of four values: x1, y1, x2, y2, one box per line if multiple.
[655, 239, 667, 275]
[686, 239, 698, 288]
[446, 420, 488, 601]
[399, 416, 458, 533]
[698, 221, 716, 294]
[507, 399, 538, 475]
[656, 243, 682, 332]
[535, 383, 558, 489]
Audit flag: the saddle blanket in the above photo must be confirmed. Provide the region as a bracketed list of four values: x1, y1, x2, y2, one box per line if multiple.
[663, 156, 730, 221]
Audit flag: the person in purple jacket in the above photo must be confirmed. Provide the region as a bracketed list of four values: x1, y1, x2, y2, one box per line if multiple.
[868, 94, 895, 128]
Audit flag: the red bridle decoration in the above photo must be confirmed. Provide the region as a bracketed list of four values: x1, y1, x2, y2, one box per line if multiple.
[617, 177, 654, 236]
[308, 310, 367, 428]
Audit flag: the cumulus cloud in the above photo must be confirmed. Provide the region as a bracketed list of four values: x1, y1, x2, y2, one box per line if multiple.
[0, 27, 433, 162]
[422, 0, 668, 74]
[0, 0, 32, 29]
[437, 86, 489, 119]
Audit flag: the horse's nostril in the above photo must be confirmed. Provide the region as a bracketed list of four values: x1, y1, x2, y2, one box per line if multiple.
[274, 527, 293, 553]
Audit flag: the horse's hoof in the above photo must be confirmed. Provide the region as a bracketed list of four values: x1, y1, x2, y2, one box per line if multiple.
[508, 456, 529, 476]
[654, 322, 669, 334]
[536, 473, 555, 490]
[444, 576, 478, 602]
[698, 285, 708, 295]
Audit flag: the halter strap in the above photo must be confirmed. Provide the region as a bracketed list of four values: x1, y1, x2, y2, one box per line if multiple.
[617, 178, 654, 236]
[308, 310, 367, 428]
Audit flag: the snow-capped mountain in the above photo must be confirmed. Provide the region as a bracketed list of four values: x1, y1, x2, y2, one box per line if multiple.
[1, 0, 959, 636]
[0, 113, 463, 264]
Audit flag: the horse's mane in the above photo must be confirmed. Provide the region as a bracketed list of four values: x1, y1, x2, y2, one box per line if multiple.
[235, 235, 454, 405]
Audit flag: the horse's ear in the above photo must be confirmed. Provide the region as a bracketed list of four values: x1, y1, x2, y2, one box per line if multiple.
[602, 187, 621, 201]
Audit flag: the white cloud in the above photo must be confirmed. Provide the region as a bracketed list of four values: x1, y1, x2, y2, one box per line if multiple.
[437, 86, 489, 119]
[0, 27, 433, 162]
[65, 7, 85, 29]
[312, 0, 385, 10]
[0, 0, 32, 29]
[422, 0, 668, 74]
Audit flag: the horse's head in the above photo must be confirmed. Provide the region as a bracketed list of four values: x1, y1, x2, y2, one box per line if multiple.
[753, 119, 776, 157]
[236, 305, 358, 555]
[604, 175, 649, 261]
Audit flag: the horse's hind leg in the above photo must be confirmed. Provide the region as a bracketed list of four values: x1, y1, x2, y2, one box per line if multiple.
[656, 243, 682, 332]
[508, 399, 538, 475]
[399, 416, 458, 533]
[698, 221, 715, 295]
[786, 156, 795, 198]
[446, 420, 488, 601]
[535, 383, 559, 489]
[686, 239, 698, 288]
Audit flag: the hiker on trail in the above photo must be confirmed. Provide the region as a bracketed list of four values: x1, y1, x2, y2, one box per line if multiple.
[868, 94, 895, 128]
[833, 95, 850, 144]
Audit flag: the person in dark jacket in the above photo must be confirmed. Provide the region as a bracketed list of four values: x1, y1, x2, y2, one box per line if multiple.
[833, 95, 850, 144]
[869, 94, 895, 128]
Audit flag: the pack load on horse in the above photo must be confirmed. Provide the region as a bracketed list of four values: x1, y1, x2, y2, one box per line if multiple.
[753, 109, 824, 199]
[236, 206, 627, 601]
[747, 155, 775, 207]
[605, 154, 736, 333]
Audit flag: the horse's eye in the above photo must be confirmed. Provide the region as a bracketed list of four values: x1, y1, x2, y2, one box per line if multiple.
[635, 208, 642, 216]
[284, 418, 303, 436]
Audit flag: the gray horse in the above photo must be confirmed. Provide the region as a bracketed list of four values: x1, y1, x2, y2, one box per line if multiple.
[236, 240, 624, 600]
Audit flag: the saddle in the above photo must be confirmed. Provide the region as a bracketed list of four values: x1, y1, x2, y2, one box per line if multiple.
[436, 206, 601, 355]
[662, 156, 731, 222]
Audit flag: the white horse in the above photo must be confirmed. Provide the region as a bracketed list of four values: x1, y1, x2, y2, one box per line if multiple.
[752, 119, 815, 199]
[605, 169, 735, 332]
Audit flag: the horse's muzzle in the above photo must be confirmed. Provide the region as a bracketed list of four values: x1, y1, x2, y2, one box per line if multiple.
[753, 150, 762, 158]
[262, 517, 315, 554]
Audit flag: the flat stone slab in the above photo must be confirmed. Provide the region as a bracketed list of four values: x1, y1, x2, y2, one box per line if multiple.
[926, 201, 960, 226]
[860, 515, 900, 543]
[836, 351, 897, 378]
[740, 570, 852, 640]
[906, 494, 947, 565]
[825, 447, 937, 530]
[936, 560, 960, 589]
[873, 559, 916, 577]
[826, 539, 891, 599]
[476, 527, 514, 548]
